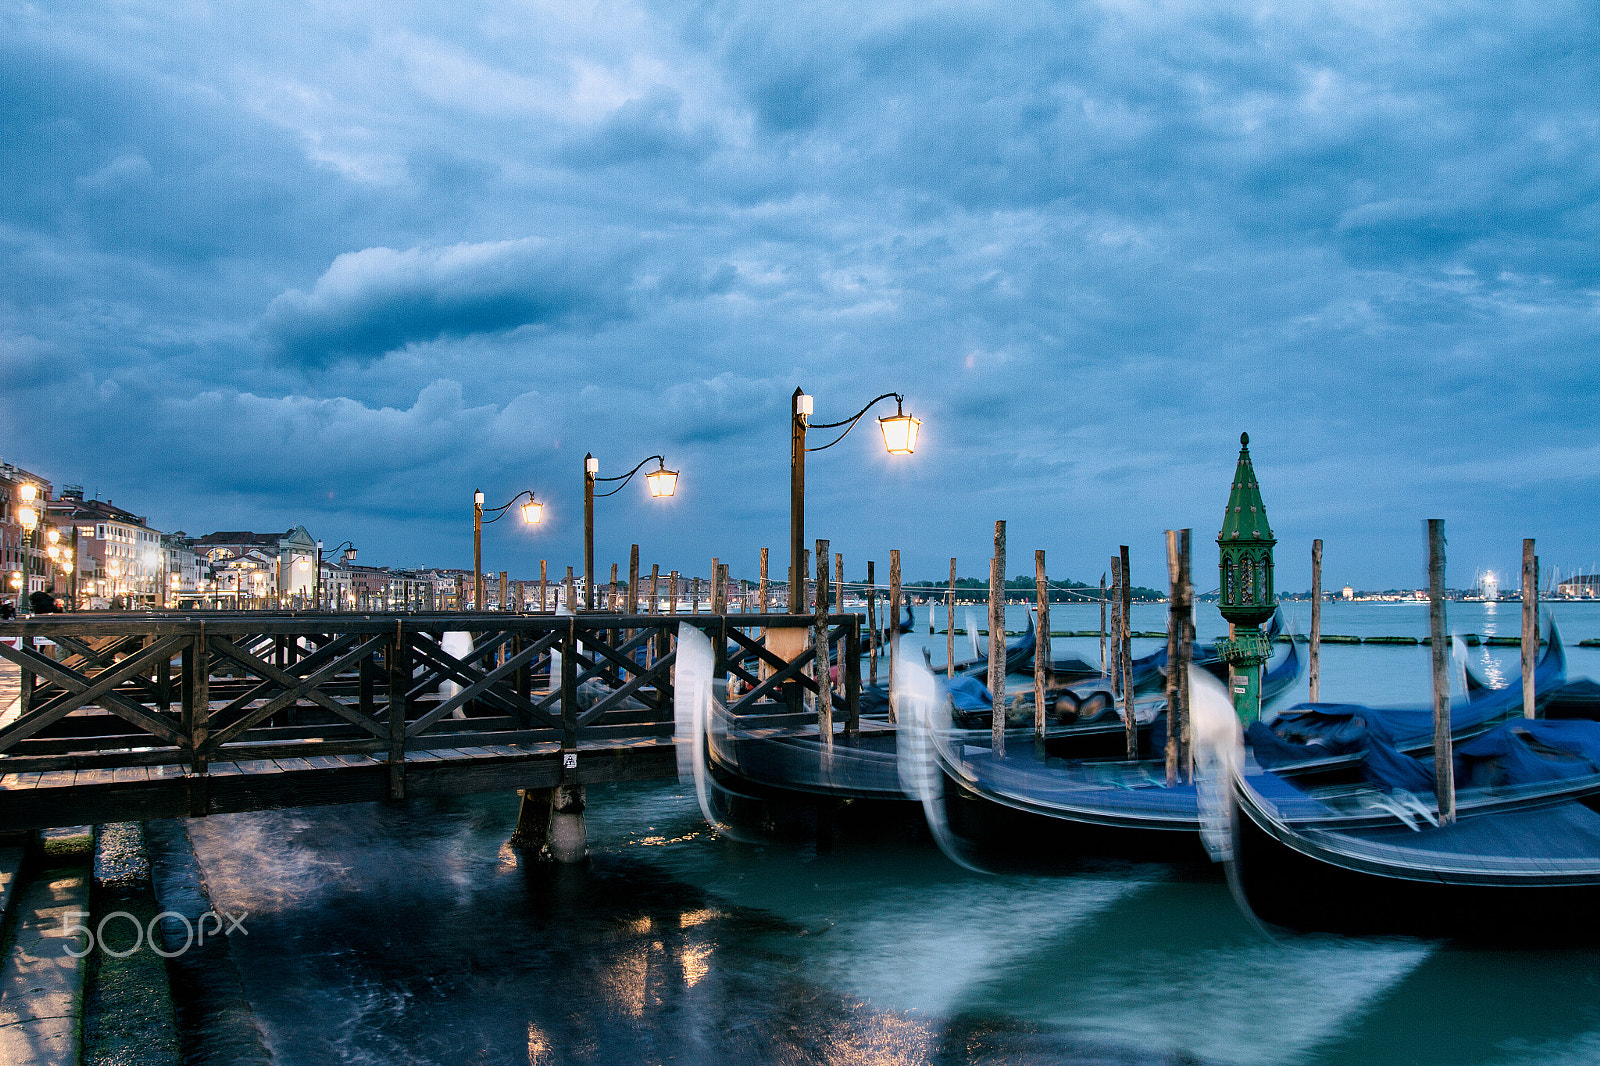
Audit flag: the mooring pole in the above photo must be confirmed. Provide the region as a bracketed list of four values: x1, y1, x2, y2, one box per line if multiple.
[1429, 519, 1456, 825]
[816, 539, 833, 746]
[947, 557, 957, 681]
[1310, 539, 1323, 703]
[1094, 573, 1107, 672]
[867, 560, 878, 686]
[1177, 530, 1193, 778]
[1034, 549, 1050, 744]
[1522, 538, 1537, 719]
[989, 522, 1007, 756]
[888, 549, 902, 723]
[1120, 545, 1135, 759]
[1108, 560, 1121, 690]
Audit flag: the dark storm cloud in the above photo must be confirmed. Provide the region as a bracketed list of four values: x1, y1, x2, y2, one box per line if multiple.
[3, 0, 1600, 586]
[260, 237, 642, 366]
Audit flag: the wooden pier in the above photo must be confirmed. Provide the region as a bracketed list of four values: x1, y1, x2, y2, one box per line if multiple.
[0, 611, 861, 832]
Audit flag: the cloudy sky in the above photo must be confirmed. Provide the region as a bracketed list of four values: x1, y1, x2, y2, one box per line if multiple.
[2, 0, 1597, 591]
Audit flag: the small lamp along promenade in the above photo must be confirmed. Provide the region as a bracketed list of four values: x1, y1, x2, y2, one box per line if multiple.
[315, 539, 358, 611]
[1216, 432, 1277, 725]
[789, 389, 921, 612]
[583, 454, 677, 610]
[474, 490, 543, 610]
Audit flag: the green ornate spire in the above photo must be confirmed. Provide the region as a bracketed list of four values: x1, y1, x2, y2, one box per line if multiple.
[1216, 432, 1276, 724]
[1218, 431, 1275, 548]
[1217, 432, 1276, 630]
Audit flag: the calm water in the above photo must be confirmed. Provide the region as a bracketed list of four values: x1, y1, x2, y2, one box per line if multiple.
[178, 601, 1600, 1065]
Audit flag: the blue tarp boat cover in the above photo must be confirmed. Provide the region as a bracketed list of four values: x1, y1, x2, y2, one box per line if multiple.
[1248, 623, 1565, 769]
[1361, 719, 1600, 791]
[948, 676, 993, 711]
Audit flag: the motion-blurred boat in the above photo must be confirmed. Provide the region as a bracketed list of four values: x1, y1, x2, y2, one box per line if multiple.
[1228, 717, 1600, 942]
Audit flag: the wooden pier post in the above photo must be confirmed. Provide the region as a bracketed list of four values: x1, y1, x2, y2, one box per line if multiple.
[183, 624, 210, 816]
[564, 566, 575, 612]
[948, 558, 957, 681]
[1120, 545, 1135, 760]
[387, 620, 408, 801]
[1523, 538, 1537, 719]
[540, 560, 548, 612]
[713, 562, 728, 614]
[628, 545, 640, 614]
[668, 571, 679, 614]
[989, 522, 1007, 756]
[867, 560, 878, 686]
[648, 564, 659, 613]
[759, 548, 769, 613]
[1429, 519, 1456, 825]
[1034, 550, 1050, 743]
[889, 549, 902, 723]
[1310, 539, 1323, 702]
[816, 540, 833, 746]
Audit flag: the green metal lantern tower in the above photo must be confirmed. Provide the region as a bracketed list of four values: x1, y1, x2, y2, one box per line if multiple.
[1216, 432, 1277, 724]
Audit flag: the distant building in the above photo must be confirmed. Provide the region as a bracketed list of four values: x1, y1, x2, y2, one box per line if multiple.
[47, 488, 164, 608]
[1, 460, 53, 599]
[1341, 585, 1354, 600]
[191, 526, 319, 606]
[1558, 574, 1600, 599]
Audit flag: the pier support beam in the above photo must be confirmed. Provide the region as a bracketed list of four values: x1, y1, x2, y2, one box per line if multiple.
[509, 784, 589, 863]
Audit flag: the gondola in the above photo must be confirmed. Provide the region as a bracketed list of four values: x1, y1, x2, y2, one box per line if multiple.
[874, 603, 915, 643]
[918, 623, 1567, 867]
[1227, 718, 1600, 942]
[938, 615, 1038, 679]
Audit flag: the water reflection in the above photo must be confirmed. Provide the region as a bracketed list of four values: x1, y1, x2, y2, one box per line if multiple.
[181, 795, 1185, 1065]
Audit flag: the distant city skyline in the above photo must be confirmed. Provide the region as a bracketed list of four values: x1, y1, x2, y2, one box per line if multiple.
[3, 2, 1597, 593]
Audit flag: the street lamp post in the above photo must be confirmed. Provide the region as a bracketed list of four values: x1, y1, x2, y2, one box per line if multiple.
[316, 540, 358, 610]
[473, 490, 543, 611]
[583, 454, 677, 610]
[787, 390, 921, 612]
[16, 483, 40, 601]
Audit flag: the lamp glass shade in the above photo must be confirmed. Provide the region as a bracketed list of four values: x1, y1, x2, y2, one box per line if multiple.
[46, 527, 60, 544]
[17, 505, 37, 530]
[521, 500, 544, 524]
[474, 491, 485, 506]
[645, 467, 678, 498]
[19, 484, 37, 502]
[877, 412, 921, 455]
[8, 573, 20, 589]
[343, 548, 358, 562]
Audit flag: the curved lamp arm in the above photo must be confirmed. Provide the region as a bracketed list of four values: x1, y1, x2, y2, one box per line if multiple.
[593, 455, 670, 498]
[481, 489, 540, 523]
[805, 392, 904, 452]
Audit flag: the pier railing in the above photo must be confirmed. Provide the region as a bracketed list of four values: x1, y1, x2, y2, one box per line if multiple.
[0, 611, 862, 829]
